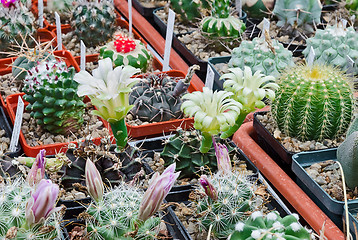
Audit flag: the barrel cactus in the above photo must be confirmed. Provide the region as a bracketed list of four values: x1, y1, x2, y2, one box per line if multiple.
[170, 0, 209, 23]
[100, 33, 152, 72]
[230, 211, 311, 240]
[70, 0, 117, 48]
[229, 37, 294, 78]
[303, 25, 358, 75]
[22, 59, 86, 135]
[271, 64, 354, 141]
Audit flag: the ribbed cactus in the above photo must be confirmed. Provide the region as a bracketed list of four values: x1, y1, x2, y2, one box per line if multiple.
[272, 0, 322, 33]
[303, 25, 358, 75]
[100, 33, 152, 72]
[70, 0, 117, 48]
[22, 60, 86, 135]
[230, 211, 310, 240]
[229, 37, 294, 78]
[272, 64, 354, 141]
[242, 0, 275, 18]
[0, 1, 36, 52]
[170, 0, 208, 23]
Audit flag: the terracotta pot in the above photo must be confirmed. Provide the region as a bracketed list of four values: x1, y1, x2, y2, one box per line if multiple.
[232, 122, 345, 240]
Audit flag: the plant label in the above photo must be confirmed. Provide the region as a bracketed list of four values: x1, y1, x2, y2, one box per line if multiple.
[235, 0, 242, 18]
[55, 12, 62, 51]
[80, 40, 86, 71]
[306, 46, 315, 66]
[205, 65, 215, 90]
[346, 55, 355, 75]
[261, 18, 270, 39]
[163, 9, 175, 72]
[9, 96, 24, 152]
[128, 0, 133, 38]
[38, 0, 43, 28]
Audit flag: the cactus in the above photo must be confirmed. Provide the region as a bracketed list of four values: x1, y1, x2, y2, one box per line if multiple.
[229, 37, 294, 78]
[47, 0, 74, 18]
[230, 211, 311, 240]
[0, 1, 36, 53]
[100, 33, 152, 72]
[22, 59, 86, 135]
[242, 0, 275, 18]
[347, 115, 358, 136]
[272, 0, 322, 33]
[303, 24, 358, 75]
[70, 0, 117, 48]
[272, 64, 354, 141]
[169, 0, 209, 23]
[200, 0, 246, 39]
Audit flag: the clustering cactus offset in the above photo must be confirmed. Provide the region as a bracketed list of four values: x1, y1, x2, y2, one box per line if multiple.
[272, 64, 354, 141]
[100, 33, 152, 72]
[170, 0, 209, 23]
[229, 37, 294, 78]
[230, 211, 311, 239]
[23, 59, 86, 135]
[272, 0, 322, 33]
[303, 24, 358, 75]
[70, 0, 117, 48]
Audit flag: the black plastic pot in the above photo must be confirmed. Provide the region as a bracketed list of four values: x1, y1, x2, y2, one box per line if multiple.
[292, 148, 358, 230]
[345, 202, 358, 240]
[0, 106, 22, 158]
[132, 0, 161, 18]
[207, 56, 231, 90]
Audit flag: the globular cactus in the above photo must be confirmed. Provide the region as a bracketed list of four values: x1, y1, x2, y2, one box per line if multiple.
[229, 37, 294, 78]
[100, 33, 152, 72]
[303, 24, 358, 75]
[170, 0, 209, 23]
[272, 0, 322, 33]
[22, 59, 86, 135]
[271, 64, 354, 141]
[0, 1, 36, 53]
[242, 0, 275, 18]
[230, 211, 311, 240]
[200, 0, 246, 39]
[70, 0, 117, 48]
[47, 0, 74, 18]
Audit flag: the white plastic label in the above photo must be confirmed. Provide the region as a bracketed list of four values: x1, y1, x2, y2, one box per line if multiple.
[236, 0, 242, 18]
[80, 40, 86, 71]
[9, 97, 24, 152]
[261, 18, 270, 39]
[205, 65, 215, 90]
[162, 9, 175, 72]
[128, 0, 133, 38]
[38, 0, 43, 28]
[306, 46, 315, 66]
[346, 55, 355, 75]
[55, 12, 62, 51]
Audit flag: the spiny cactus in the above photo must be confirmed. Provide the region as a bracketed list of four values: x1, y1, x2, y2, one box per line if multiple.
[272, 0, 322, 33]
[229, 37, 294, 78]
[303, 24, 358, 75]
[242, 0, 275, 18]
[47, 0, 74, 18]
[22, 59, 86, 135]
[0, 1, 36, 53]
[272, 64, 354, 141]
[170, 0, 209, 23]
[230, 211, 311, 239]
[100, 33, 152, 72]
[70, 0, 117, 48]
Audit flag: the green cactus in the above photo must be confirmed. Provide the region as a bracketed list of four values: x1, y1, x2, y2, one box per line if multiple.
[347, 115, 358, 136]
[170, 0, 209, 23]
[272, 64, 354, 142]
[22, 60, 86, 135]
[70, 0, 117, 48]
[47, 0, 74, 18]
[0, 2, 36, 53]
[229, 37, 294, 78]
[303, 25, 358, 75]
[230, 211, 310, 240]
[272, 0, 322, 33]
[100, 33, 152, 72]
[242, 0, 275, 18]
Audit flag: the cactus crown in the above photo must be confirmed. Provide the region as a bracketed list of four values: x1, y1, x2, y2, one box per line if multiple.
[272, 64, 354, 141]
[114, 34, 137, 53]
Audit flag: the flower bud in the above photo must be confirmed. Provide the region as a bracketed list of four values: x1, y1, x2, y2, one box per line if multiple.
[85, 159, 104, 202]
[26, 149, 46, 187]
[213, 141, 232, 174]
[199, 175, 218, 201]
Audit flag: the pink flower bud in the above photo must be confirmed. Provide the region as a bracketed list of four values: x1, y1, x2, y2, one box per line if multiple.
[25, 179, 60, 227]
[85, 159, 104, 202]
[138, 163, 180, 222]
[213, 141, 232, 174]
[1, 0, 17, 7]
[26, 149, 46, 187]
[199, 175, 218, 201]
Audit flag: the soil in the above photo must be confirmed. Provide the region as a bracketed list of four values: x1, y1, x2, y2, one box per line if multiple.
[0, 73, 20, 103]
[0, 129, 10, 156]
[44, 7, 71, 26]
[137, 0, 167, 9]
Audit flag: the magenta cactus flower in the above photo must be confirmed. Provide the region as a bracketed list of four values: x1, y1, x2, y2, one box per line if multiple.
[1, 0, 18, 7]
[213, 140, 232, 175]
[85, 159, 104, 202]
[138, 163, 180, 222]
[26, 149, 46, 187]
[199, 175, 218, 201]
[25, 179, 60, 227]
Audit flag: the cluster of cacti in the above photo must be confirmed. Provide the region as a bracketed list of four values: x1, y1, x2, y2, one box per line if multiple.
[0, 0, 36, 52]
[200, 0, 246, 39]
[22, 59, 86, 135]
[272, 0, 322, 33]
[271, 64, 354, 141]
[100, 33, 152, 72]
[303, 24, 358, 75]
[70, 0, 117, 48]
[230, 211, 311, 239]
[169, 0, 209, 23]
[229, 37, 294, 78]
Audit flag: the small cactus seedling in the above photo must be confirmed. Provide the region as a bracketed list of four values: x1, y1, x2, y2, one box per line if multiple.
[230, 211, 311, 239]
[272, 64, 354, 141]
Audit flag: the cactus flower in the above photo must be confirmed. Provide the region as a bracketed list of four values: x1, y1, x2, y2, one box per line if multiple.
[213, 141, 232, 175]
[138, 163, 180, 222]
[199, 175, 218, 201]
[1, 0, 17, 7]
[85, 159, 104, 202]
[25, 179, 60, 227]
[26, 149, 46, 187]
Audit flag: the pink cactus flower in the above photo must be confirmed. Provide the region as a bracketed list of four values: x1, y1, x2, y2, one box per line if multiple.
[26, 149, 46, 187]
[85, 159, 104, 202]
[1, 0, 18, 7]
[213, 140, 232, 174]
[199, 175, 218, 201]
